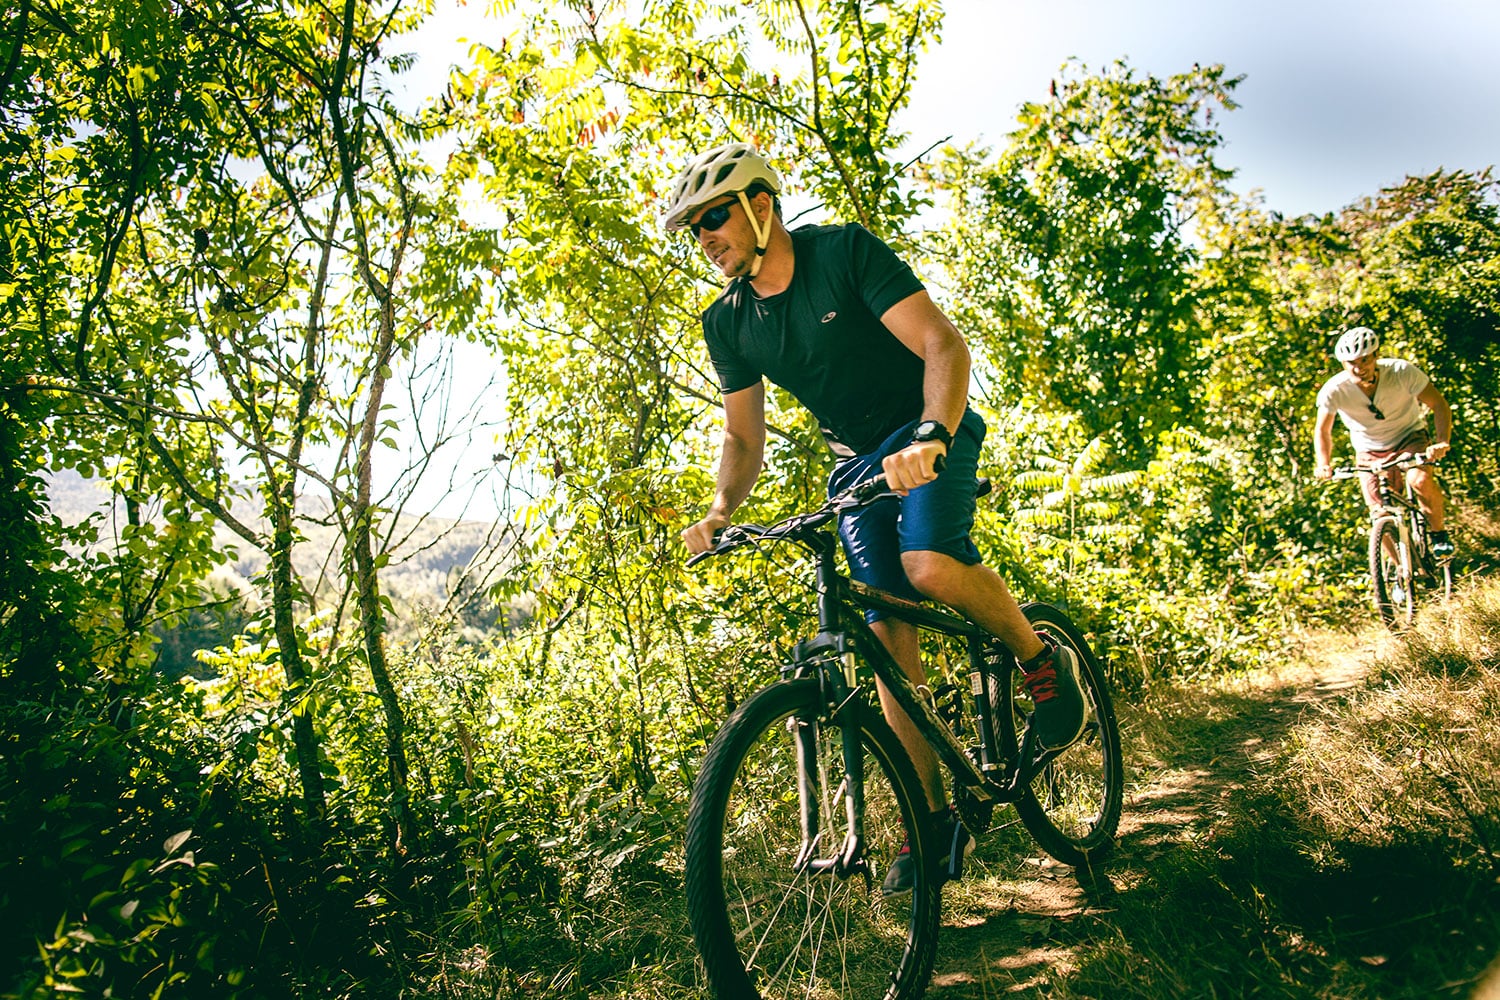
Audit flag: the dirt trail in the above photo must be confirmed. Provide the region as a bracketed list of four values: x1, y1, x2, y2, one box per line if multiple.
[925, 629, 1390, 997]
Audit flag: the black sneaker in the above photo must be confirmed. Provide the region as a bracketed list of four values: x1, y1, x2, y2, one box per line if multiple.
[880, 842, 915, 897]
[880, 808, 973, 896]
[1431, 531, 1455, 559]
[1022, 641, 1087, 751]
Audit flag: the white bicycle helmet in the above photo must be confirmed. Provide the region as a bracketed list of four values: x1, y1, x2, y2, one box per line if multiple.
[1334, 326, 1380, 361]
[663, 142, 783, 277]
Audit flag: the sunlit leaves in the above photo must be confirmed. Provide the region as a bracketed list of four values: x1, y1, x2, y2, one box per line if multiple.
[925, 61, 1242, 462]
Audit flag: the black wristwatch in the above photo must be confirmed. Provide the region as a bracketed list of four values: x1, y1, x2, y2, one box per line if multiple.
[910, 419, 952, 449]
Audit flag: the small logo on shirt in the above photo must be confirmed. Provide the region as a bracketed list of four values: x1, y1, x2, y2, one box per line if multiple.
[821, 311, 838, 323]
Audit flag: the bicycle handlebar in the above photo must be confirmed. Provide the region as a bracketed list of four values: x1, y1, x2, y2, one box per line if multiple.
[685, 455, 994, 568]
[684, 472, 899, 567]
[1329, 454, 1442, 481]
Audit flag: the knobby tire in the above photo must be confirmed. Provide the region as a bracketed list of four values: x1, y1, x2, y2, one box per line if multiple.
[685, 678, 940, 1000]
[1007, 603, 1124, 870]
[1370, 517, 1413, 630]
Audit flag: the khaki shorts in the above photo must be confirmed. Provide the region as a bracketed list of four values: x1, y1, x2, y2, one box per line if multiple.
[1355, 429, 1430, 514]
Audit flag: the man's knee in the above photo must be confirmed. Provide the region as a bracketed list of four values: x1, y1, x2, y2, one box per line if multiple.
[1409, 468, 1438, 492]
[900, 549, 963, 599]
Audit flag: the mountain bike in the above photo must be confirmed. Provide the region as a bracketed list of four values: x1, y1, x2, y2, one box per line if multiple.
[1332, 455, 1453, 630]
[682, 473, 1124, 1000]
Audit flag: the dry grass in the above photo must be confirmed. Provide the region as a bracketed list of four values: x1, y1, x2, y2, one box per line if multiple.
[922, 581, 1500, 1000]
[1285, 589, 1500, 872]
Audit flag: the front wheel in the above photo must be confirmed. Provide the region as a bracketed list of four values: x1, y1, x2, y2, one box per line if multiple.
[1370, 517, 1413, 630]
[1007, 603, 1124, 871]
[684, 678, 941, 1000]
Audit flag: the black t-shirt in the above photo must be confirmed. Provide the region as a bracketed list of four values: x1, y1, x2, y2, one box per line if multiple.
[702, 223, 927, 456]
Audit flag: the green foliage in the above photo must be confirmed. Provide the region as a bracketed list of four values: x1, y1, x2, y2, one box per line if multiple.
[0, 388, 90, 697]
[26, 830, 244, 999]
[1013, 432, 1145, 583]
[0, 675, 254, 998]
[1196, 169, 1500, 491]
[1338, 171, 1500, 492]
[925, 60, 1242, 462]
[4, 0, 1500, 994]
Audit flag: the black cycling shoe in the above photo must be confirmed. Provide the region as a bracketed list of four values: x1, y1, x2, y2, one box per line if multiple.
[881, 807, 973, 896]
[1021, 640, 1087, 751]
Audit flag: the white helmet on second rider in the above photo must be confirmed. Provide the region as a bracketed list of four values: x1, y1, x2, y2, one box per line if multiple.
[1334, 326, 1380, 361]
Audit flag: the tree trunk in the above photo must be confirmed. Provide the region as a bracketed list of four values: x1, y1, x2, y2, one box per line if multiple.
[350, 298, 412, 858]
[271, 500, 328, 820]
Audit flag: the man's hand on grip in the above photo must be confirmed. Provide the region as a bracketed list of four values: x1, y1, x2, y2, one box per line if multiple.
[881, 441, 947, 494]
[682, 512, 731, 555]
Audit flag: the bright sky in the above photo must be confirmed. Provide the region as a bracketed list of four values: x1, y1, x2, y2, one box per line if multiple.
[902, 0, 1500, 217]
[406, 0, 1500, 217]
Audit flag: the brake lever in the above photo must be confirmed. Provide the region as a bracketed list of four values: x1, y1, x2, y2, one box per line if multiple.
[685, 524, 766, 568]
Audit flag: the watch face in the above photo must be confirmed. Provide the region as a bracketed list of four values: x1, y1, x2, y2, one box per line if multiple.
[912, 419, 948, 440]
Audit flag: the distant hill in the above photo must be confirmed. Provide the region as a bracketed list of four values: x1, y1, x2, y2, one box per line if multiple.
[44, 468, 522, 615]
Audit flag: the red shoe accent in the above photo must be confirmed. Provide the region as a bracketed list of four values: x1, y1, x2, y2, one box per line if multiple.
[1024, 661, 1059, 703]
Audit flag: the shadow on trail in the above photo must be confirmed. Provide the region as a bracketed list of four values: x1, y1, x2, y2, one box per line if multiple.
[928, 668, 1500, 999]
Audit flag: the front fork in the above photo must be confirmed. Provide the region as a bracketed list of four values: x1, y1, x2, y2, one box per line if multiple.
[788, 634, 870, 879]
[1379, 514, 1414, 585]
[966, 634, 1064, 797]
[784, 627, 1047, 877]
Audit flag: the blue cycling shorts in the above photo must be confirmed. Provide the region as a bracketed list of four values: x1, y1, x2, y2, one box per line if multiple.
[828, 409, 987, 621]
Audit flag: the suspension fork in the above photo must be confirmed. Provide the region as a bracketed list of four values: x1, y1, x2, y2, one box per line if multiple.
[1374, 479, 1412, 575]
[967, 634, 1006, 774]
[787, 629, 869, 877]
[1398, 516, 1414, 577]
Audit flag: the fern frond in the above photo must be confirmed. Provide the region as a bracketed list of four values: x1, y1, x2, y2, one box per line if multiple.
[1085, 470, 1145, 496]
[1014, 470, 1066, 491]
[1014, 509, 1068, 531]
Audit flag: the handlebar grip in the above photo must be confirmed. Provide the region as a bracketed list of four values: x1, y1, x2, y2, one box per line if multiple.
[847, 451, 946, 504]
[684, 527, 725, 568]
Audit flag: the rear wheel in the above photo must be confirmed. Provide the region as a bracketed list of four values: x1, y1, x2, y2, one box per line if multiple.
[1370, 517, 1413, 630]
[685, 678, 941, 1000]
[1005, 604, 1123, 871]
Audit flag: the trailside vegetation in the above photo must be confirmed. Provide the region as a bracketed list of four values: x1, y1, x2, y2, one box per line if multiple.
[2, 0, 1498, 996]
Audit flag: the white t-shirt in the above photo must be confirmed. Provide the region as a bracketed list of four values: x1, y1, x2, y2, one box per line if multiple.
[1316, 358, 1431, 453]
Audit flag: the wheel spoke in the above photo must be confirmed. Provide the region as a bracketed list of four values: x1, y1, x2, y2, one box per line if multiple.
[686, 680, 939, 999]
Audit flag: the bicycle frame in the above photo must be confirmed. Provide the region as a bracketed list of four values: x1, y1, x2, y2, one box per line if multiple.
[783, 527, 1058, 877]
[1333, 455, 1451, 627]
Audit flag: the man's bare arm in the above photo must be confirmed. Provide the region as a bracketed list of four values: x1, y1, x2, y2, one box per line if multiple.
[682, 383, 766, 553]
[1418, 383, 1453, 460]
[879, 290, 971, 491]
[1313, 409, 1338, 478]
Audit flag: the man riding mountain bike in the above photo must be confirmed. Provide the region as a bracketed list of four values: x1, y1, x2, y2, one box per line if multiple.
[1312, 325, 1456, 558]
[668, 141, 1087, 894]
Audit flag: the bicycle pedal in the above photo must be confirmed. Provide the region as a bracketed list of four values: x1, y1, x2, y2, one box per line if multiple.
[940, 824, 974, 883]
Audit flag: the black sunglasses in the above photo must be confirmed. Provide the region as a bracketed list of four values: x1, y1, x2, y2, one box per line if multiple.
[689, 201, 735, 238]
[1369, 401, 1385, 420]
